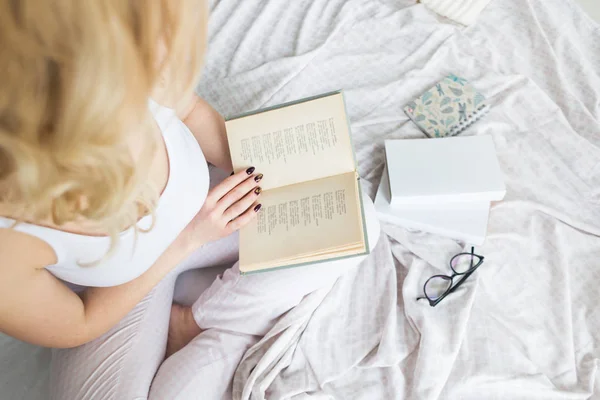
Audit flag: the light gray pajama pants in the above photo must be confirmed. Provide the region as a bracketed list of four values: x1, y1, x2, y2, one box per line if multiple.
[49, 197, 381, 400]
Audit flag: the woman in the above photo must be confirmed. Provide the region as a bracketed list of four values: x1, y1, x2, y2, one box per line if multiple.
[0, 1, 379, 398]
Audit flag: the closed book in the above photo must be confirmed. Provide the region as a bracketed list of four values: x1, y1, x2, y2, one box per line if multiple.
[375, 166, 490, 245]
[403, 74, 489, 138]
[384, 135, 505, 206]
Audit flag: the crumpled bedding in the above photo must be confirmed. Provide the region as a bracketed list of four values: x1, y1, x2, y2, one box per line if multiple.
[2, 0, 599, 399]
[197, 0, 600, 398]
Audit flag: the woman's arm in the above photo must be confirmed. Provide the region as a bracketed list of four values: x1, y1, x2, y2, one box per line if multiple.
[0, 170, 261, 348]
[180, 95, 233, 172]
[0, 228, 194, 348]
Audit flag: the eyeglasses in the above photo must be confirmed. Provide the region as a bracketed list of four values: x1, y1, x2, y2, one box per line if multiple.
[417, 247, 484, 307]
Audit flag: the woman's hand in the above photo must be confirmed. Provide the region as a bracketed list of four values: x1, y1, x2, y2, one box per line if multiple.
[0, 168, 264, 349]
[182, 167, 263, 249]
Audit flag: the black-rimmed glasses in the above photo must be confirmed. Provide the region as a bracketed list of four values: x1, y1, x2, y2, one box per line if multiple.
[417, 247, 484, 307]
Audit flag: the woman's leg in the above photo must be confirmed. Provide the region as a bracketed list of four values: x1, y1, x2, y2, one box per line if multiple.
[49, 167, 240, 400]
[49, 234, 239, 400]
[149, 194, 381, 399]
[195, 194, 381, 336]
[49, 273, 177, 400]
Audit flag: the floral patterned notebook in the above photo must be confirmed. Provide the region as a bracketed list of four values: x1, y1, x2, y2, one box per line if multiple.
[404, 74, 489, 138]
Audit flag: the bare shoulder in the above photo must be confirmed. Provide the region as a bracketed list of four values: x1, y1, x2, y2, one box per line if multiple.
[151, 86, 198, 120]
[0, 228, 57, 273]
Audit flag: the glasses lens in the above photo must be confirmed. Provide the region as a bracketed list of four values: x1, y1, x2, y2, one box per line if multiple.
[424, 276, 452, 300]
[451, 254, 477, 274]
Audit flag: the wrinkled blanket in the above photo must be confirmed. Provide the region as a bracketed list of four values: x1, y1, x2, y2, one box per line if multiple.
[2, 1, 599, 399]
[197, 0, 600, 398]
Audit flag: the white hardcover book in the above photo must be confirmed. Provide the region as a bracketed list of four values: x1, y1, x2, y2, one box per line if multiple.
[375, 166, 490, 245]
[385, 136, 506, 205]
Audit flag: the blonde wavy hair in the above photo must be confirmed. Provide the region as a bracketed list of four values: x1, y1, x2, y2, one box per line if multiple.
[0, 1, 207, 243]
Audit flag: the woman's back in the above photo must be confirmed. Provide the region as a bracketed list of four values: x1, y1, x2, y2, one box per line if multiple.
[0, 100, 209, 287]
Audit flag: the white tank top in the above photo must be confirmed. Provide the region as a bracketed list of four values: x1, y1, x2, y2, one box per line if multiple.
[0, 100, 209, 287]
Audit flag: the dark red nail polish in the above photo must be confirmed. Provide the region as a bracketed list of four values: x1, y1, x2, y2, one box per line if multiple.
[254, 187, 262, 195]
[246, 167, 255, 175]
[254, 204, 262, 212]
[254, 173, 263, 183]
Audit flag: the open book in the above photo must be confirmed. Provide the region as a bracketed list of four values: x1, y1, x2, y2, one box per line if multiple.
[225, 91, 369, 274]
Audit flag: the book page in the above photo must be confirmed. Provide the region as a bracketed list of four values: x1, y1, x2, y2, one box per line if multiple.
[239, 172, 364, 271]
[226, 92, 355, 190]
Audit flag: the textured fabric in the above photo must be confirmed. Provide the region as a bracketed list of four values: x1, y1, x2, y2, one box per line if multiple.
[0, 100, 209, 287]
[48, 233, 238, 400]
[49, 193, 379, 400]
[421, 0, 492, 25]
[2, 0, 600, 399]
[192, 0, 599, 398]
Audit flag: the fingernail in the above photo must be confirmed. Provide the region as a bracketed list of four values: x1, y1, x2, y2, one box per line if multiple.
[246, 167, 255, 175]
[230, 171, 234, 176]
[254, 204, 262, 212]
[254, 187, 262, 195]
[254, 173, 263, 183]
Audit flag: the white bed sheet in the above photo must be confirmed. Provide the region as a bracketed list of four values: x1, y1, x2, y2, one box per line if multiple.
[198, 0, 600, 398]
[2, 0, 599, 399]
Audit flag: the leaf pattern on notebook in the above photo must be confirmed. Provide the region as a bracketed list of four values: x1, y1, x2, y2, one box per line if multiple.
[422, 91, 433, 103]
[450, 87, 463, 96]
[459, 103, 467, 121]
[447, 73, 468, 86]
[402, 74, 489, 137]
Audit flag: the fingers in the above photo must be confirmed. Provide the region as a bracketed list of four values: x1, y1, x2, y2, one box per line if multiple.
[208, 167, 258, 202]
[223, 185, 262, 221]
[226, 202, 261, 232]
[215, 172, 262, 213]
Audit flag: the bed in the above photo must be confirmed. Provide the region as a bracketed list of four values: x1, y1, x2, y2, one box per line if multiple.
[2, 0, 599, 398]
